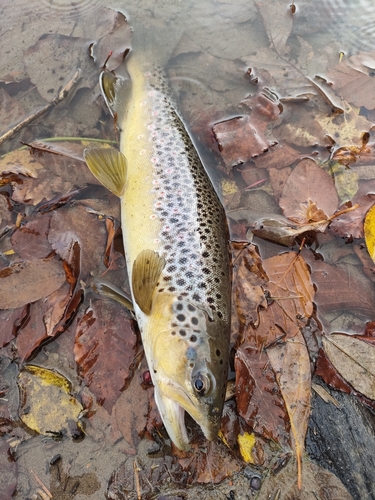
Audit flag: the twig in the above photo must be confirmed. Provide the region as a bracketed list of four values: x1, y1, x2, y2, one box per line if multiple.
[30, 470, 52, 498]
[134, 459, 141, 500]
[0, 69, 82, 147]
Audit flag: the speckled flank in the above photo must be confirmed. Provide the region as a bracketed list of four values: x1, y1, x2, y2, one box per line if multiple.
[145, 66, 230, 322]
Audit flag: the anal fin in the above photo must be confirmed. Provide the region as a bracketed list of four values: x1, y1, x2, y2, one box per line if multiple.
[84, 146, 127, 197]
[132, 250, 165, 315]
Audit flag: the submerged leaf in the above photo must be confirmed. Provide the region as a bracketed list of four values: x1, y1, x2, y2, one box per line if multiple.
[323, 334, 375, 401]
[17, 365, 83, 436]
[0, 259, 65, 309]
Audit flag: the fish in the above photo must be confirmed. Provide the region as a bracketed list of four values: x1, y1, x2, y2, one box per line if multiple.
[84, 52, 231, 451]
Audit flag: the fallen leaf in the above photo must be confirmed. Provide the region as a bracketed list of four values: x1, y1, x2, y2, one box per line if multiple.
[257, 456, 353, 499]
[364, 203, 375, 262]
[280, 158, 339, 221]
[323, 334, 375, 401]
[328, 50, 375, 110]
[174, 437, 241, 484]
[0, 258, 65, 309]
[267, 332, 311, 488]
[74, 300, 138, 414]
[17, 365, 83, 437]
[10, 213, 52, 260]
[231, 242, 268, 342]
[0, 306, 28, 349]
[255, 0, 293, 55]
[237, 431, 256, 464]
[0, 439, 17, 500]
[112, 372, 149, 455]
[48, 204, 108, 279]
[212, 89, 280, 169]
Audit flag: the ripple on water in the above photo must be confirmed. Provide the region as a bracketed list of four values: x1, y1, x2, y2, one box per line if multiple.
[38, 0, 105, 19]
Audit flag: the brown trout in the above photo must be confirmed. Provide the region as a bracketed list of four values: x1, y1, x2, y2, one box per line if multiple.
[84, 53, 231, 450]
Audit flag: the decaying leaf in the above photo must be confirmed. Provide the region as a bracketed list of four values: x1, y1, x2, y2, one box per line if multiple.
[257, 457, 352, 499]
[267, 333, 311, 489]
[328, 50, 375, 110]
[0, 258, 65, 309]
[17, 365, 83, 436]
[280, 158, 339, 220]
[74, 300, 138, 414]
[323, 334, 375, 401]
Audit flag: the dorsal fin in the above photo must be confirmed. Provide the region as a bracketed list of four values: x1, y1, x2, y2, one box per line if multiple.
[132, 250, 166, 315]
[84, 146, 127, 197]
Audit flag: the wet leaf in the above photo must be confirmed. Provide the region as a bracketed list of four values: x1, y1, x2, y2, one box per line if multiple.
[0, 258, 65, 309]
[0, 306, 28, 349]
[255, 0, 293, 55]
[257, 457, 352, 499]
[112, 372, 148, 455]
[17, 365, 83, 436]
[0, 88, 25, 135]
[49, 204, 108, 279]
[267, 332, 311, 488]
[309, 259, 375, 320]
[317, 100, 373, 149]
[10, 213, 52, 260]
[364, 203, 375, 262]
[231, 243, 268, 342]
[15, 241, 82, 361]
[328, 50, 375, 110]
[175, 437, 241, 484]
[74, 300, 138, 414]
[323, 334, 375, 401]
[212, 89, 280, 169]
[280, 158, 339, 221]
[237, 431, 256, 464]
[0, 439, 17, 500]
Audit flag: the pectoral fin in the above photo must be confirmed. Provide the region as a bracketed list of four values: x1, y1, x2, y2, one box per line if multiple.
[132, 250, 165, 315]
[84, 147, 127, 197]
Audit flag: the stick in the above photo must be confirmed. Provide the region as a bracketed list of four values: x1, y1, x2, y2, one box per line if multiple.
[0, 69, 82, 147]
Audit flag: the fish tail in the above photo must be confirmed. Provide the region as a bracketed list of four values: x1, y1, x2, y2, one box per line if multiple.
[84, 147, 127, 198]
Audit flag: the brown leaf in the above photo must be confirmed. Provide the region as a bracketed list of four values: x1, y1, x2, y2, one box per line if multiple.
[235, 344, 290, 445]
[323, 334, 375, 401]
[328, 51, 375, 110]
[0, 306, 28, 348]
[231, 243, 268, 343]
[74, 300, 138, 413]
[0, 258, 65, 309]
[267, 331, 311, 488]
[257, 457, 353, 499]
[174, 437, 241, 484]
[0, 88, 25, 135]
[112, 371, 149, 454]
[254, 143, 303, 170]
[255, 0, 293, 55]
[280, 158, 339, 221]
[48, 204, 108, 279]
[10, 213, 52, 260]
[212, 90, 280, 169]
[309, 259, 375, 320]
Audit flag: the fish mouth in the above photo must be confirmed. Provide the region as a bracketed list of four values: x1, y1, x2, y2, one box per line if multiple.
[154, 385, 220, 451]
[154, 388, 190, 451]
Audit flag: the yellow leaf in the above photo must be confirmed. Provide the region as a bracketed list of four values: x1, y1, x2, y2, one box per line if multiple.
[221, 178, 238, 196]
[364, 203, 375, 262]
[17, 365, 83, 437]
[237, 432, 256, 463]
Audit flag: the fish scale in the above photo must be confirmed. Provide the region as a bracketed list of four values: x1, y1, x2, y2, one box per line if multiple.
[84, 53, 231, 450]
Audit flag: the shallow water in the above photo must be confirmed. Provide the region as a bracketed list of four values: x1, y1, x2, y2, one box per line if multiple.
[1, 1, 375, 499]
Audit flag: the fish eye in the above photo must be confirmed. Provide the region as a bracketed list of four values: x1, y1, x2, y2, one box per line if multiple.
[193, 373, 210, 396]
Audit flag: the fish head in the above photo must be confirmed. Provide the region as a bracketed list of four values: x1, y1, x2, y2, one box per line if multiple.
[144, 292, 229, 450]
